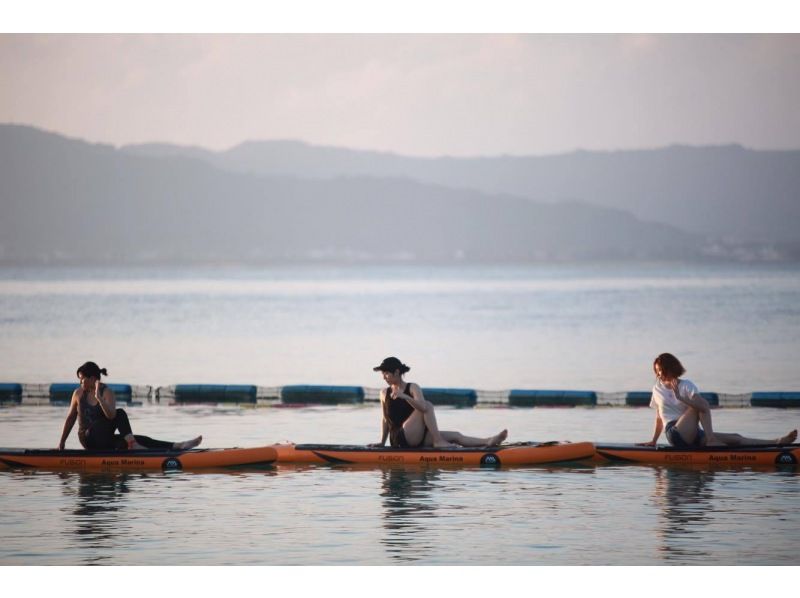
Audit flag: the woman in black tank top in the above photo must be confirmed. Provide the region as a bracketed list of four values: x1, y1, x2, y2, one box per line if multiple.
[58, 361, 204, 451]
[369, 357, 508, 449]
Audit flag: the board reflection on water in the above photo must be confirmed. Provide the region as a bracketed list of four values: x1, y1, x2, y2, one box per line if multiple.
[59, 472, 134, 564]
[647, 465, 800, 565]
[3, 461, 799, 565]
[653, 467, 718, 561]
[378, 467, 440, 563]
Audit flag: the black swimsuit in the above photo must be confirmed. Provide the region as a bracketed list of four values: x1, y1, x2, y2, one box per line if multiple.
[383, 383, 428, 448]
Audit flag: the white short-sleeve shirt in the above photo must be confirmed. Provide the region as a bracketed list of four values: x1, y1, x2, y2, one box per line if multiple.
[650, 379, 701, 427]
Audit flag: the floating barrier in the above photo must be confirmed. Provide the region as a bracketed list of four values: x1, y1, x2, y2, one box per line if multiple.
[4, 382, 799, 409]
[171, 384, 257, 404]
[0, 383, 23, 404]
[509, 390, 597, 407]
[625, 391, 719, 407]
[624, 392, 651, 407]
[476, 389, 514, 405]
[422, 387, 477, 407]
[751, 392, 800, 408]
[281, 385, 364, 405]
[49, 383, 133, 405]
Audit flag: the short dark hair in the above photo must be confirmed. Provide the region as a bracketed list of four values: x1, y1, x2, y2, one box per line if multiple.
[77, 361, 108, 379]
[653, 353, 685, 378]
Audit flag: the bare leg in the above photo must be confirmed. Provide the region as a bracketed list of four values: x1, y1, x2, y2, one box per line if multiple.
[667, 398, 794, 448]
[692, 396, 724, 446]
[418, 406, 455, 448]
[696, 410, 724, 446]
[173, 435, 203, 450]
[440, 429, 508, 447]
[712, 429, 797, 446]
[402, 402, 455, 448]
[673, 408, 710, 445]
[674, 396, 724, 446]
[403, 402, 509, 448]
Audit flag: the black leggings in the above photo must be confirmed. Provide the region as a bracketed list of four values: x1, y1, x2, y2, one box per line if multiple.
[80, 408, 175, 451]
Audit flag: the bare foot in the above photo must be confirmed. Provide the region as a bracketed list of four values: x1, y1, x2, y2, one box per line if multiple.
[704, 435, 726, 448]
[433, 440, 457, 448]
[173, 435, 203, 451]
[777, 430, 797, 446]
[486, 429, 508, 447]
[125, 435, 147, 451]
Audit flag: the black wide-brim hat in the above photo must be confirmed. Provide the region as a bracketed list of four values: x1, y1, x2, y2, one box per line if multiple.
[373, 356, 404, 372]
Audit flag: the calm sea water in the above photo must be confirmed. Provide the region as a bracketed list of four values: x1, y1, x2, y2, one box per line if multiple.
[1, 404, 799, 566]
[0, 262, 798, 391]
[1, 263, 799, 566]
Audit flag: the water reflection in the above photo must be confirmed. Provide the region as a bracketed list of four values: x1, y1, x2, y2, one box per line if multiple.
[378, 467, 440, 563]
[59, 472, 136, 565]
[652, 467, 716, 562]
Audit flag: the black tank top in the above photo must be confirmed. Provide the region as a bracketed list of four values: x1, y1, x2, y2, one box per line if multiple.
[77, 383, 108, 438]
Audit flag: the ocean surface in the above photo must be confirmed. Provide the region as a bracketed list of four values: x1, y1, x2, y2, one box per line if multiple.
[1, 405, 799, 566]
[0, 262, 799, 391]
[1, 262, 799, 566]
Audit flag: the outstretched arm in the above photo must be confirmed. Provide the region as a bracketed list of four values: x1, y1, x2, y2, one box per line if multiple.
[638, 413, 663, 446]
[368, 390, 390, 447]
[59, 392, 79, 449]
[372, 419, 389, 447]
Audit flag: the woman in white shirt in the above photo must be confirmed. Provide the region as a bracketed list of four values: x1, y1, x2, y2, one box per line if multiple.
[641, 353, 796, 448]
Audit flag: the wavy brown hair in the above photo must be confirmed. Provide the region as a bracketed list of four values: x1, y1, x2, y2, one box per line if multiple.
[653, 353, 686, 378]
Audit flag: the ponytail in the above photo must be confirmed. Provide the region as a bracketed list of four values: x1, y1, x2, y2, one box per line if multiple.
[76, 361, 107, 379]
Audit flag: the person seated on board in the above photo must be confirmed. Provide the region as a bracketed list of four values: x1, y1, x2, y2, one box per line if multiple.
[639, 352, 797, 448]
[58, 361, 202, 451]
[368, 356, 508, 449]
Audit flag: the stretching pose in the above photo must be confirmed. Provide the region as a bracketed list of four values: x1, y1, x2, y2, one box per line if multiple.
[59, 361, 202, 451]
[642, 353, 796, 448]
[369, 356, 507, 449]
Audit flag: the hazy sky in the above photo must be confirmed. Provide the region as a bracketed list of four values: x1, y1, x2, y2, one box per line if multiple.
[1, 33, 799, 156]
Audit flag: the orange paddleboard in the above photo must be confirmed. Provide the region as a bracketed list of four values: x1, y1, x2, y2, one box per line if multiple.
[593, 443, 800, 467]
[272, 441, 595, 467]
[0, 446, 277, 472]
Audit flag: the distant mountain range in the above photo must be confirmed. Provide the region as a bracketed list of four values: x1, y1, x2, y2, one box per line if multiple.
[125, 137, 800, 243]
[1, 124, 798, 265]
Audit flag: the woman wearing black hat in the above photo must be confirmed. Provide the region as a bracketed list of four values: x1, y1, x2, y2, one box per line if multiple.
[58, 361, 203, 451]
[370, 357, 508, 449]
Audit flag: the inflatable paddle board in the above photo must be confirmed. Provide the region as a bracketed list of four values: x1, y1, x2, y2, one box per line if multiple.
[0, 445, 278, 472]
[593, 443, 800, 467]
[272, 441, 595, 466]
